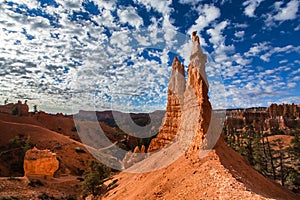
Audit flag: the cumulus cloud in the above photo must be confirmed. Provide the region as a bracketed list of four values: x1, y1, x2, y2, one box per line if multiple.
[0, 0, 299, 112]
[0, 0, 179, 113]
[178, 0, 203, 5]
[243, 0, 264, 17]
[275, 96, 300, 105]
[234, 30, 245, 38]
[264, 0, 299, 27]
[273, 0, 299, 21]
[188, 4, 221, 33]
[117, 6, 144, 29]
[207, 21, 228, 46]
[133, 0, 172, 14]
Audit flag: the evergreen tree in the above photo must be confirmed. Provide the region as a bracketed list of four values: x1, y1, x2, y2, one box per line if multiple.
[82, 161, 111, 196]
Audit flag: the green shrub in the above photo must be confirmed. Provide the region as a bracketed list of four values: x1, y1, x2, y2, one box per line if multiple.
[82, 161, 111, 196]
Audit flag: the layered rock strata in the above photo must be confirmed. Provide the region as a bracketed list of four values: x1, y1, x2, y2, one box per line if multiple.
[148, 57, 186, 152]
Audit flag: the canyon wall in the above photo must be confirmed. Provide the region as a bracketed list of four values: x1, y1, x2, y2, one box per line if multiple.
[225, 104, 300, 134]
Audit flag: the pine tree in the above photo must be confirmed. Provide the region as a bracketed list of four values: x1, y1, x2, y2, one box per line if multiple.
[82, 161, 111, 196]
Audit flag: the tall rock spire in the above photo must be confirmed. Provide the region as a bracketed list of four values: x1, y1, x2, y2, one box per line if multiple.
[148, 57, 186, 152]
[148, 31, 212, 157]
[184, 31, 212, 156]
[189, 31, 209, 88]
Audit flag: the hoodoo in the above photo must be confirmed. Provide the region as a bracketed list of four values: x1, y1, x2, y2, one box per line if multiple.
[148, 30, 212, 159]
[147, 56, 186, 152]
[103, 32, 299, 200]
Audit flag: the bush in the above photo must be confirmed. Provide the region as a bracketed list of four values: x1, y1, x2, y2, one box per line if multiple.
[75, 147, 86, 154]
[71, 126, 77, 132]
[82, 161, 111, 196]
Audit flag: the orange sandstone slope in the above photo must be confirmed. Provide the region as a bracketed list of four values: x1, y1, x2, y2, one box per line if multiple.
[104, 142, 298, 200]
[102, 32, 299, 200]
[0, 118, 97, 176]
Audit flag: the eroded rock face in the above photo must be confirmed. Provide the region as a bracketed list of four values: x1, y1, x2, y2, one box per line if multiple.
[148, 31, 212, 156]
[267, 103, 300, 119]
[148, 57, 186, 152]
[24, 147, 59, 177]
[225, 104, 300, 133]
[180, 31, 212, 157]
[0, 100, 29, 116]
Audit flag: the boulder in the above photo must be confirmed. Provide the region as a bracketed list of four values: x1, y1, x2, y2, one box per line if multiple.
[24, 147, 59, 177]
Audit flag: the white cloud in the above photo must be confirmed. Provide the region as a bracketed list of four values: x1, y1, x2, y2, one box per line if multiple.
[275, 96, 300, 105]
[243, 0, 264, 17]
[178, 40, 193, 66]
[110, 30, 132, 51]
[133, 0, 172, 14]
[207, 21, 228, 46]
[178, 0, 203, 5]
[264, 0, 299, 27]
[234, 30, 245, 38]
[274, 0, 299, 21]
[287, 82, 297, 88]
[261, 45, 300, 62]
[93, 9, 117, 28]
[279, 59, 288, 64]
[245, 42, 300, 62]
[188, 4, 221, 33]
[0, 0, 175, 113]
[117, 6, 144, 29]
[293, 76, 300, 81]
[245, 42, 271, 57]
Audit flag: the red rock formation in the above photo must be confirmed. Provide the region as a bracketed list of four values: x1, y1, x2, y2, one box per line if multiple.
[0, 100, 29, 116]
[181, 31, 212, 157]
[267, 103, 300, 119]
[147, 56, 186, 152]
[24, 147, 59, 177]
[148, 31, 212, 158]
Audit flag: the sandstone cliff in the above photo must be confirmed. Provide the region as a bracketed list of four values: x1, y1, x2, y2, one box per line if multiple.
[225, 103, 300, 134]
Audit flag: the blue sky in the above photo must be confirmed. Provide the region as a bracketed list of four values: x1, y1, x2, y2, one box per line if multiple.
[0, 0, 299, 113]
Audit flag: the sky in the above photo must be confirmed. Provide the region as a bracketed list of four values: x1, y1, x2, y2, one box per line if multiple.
[0, 0, 299, 114]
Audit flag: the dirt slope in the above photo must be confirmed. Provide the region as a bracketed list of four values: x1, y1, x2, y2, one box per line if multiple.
[0, 176, 81, 199]
[103, 141, 299, 200]
[0, 118, 96, 177]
